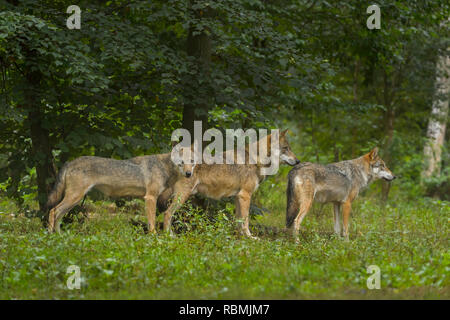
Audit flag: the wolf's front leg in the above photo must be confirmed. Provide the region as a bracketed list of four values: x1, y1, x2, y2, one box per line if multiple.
[144, 194, 157, 234]
[163, 183, 192, 235]
[236, 191, 258, 239]
[342, 201, 352, 241]
[333, 203, 342, 236]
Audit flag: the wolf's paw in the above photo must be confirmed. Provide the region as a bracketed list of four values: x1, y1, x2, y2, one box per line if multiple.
[163, 229, 176, 238]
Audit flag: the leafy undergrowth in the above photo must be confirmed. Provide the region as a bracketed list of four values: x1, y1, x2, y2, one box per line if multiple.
[0, 195, 448, 300]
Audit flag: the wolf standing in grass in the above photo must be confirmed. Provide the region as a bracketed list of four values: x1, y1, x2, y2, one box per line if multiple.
[286, 147, 396, 241]
[162, 130, 300, 238]
[46, 147, 195, 233]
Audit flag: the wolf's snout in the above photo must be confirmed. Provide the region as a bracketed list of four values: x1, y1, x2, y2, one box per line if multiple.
[295, 159, 301, 165]
[185, 172, 192, 177]
[383, 175, 396, 181]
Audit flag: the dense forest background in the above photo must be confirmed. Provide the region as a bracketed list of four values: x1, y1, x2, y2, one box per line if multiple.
[0, 0, 448, 218]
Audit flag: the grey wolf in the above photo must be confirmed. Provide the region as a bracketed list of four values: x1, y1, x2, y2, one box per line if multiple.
[286, 147, 395, 241]
[47, 147, 194, 233]
[161, 130, 300, 238]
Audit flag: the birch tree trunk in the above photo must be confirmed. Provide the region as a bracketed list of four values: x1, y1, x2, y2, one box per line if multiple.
[422, 52, 449, 180]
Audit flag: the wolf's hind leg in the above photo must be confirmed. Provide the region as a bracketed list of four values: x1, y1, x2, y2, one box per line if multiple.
[51, 192, 85, 233]
[48, 207, 58, 233]
[291, 181, 314, 242]
[292, 198, 313, 240]
[48, 198, 70, 233]
[333, 203, 342, 235]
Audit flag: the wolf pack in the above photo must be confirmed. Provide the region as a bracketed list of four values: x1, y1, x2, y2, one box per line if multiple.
[47, 129, 395, 241]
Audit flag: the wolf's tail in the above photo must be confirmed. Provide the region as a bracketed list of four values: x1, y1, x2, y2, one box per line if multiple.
[46, 164, 68, 211]
[286, 171, 299, 228]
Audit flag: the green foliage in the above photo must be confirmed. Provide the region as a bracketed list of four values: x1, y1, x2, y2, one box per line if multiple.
[0, 196, 448, 299]
[0, 0, 448, 301]
[0, 0, 448, 207]
[423, 166, 450, 200]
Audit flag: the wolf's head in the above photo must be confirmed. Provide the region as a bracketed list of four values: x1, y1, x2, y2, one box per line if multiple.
[278, 129, 300, 166]
[365, 147, 396, 181]
[171, 144, 196, 178]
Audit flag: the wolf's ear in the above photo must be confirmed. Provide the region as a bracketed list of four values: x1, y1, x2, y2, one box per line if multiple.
[369, 147, 379, 160]
[281, 129, 288, 137]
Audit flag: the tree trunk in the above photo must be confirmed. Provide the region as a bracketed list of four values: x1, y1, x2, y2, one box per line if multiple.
[182, 1, 213, 136]
[351, 59, 359, 158]
[310, 110, 320, 162]
[25, 71, 55, 218]
[422, 52, 449, 180]
[381, 71, 395, 203]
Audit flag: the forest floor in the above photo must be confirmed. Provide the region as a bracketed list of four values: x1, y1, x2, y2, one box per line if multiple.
[0, 186, 448, 299]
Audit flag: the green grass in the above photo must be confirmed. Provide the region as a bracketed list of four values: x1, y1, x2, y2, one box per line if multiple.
[0, 179, 449, 299]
